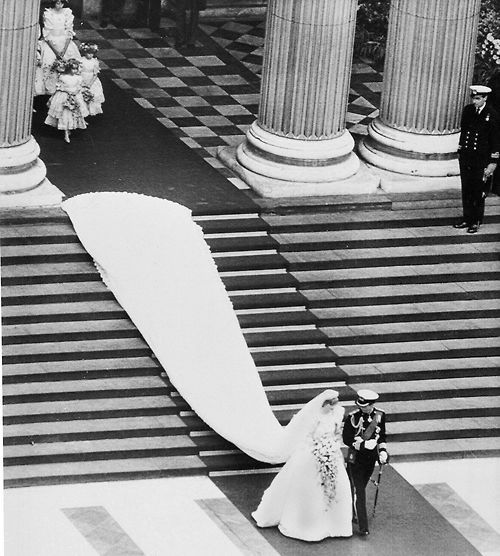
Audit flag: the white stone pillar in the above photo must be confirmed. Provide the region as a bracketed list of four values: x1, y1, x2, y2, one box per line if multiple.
[219, 0, 379, 197]
[359, 0, 481, 191]
[0, 0, 61, 206]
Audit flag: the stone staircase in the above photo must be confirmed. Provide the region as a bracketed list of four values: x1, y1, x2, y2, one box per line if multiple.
[2, 193, 499, 487]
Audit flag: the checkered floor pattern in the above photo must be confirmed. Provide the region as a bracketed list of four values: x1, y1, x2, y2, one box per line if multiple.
[78, 16, 382, 190]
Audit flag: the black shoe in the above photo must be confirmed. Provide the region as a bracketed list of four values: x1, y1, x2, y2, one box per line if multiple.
[453, 220, 468, 229]
[467, 224, 479, 233]
[358, 529, 370, 536]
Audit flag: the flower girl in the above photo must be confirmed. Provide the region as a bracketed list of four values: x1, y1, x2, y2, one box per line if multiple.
[79, 42, 105, 116]
[45, 59, 89, 143]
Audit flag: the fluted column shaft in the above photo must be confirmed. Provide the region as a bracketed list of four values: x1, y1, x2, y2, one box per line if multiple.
[359, 0, 481, 179]
[381, 0, 479, 134]
[0, 1, 39, 146]
[259, 0, 357, 139]
[226, 0, 378, 197]
[0, 0, 48, 194]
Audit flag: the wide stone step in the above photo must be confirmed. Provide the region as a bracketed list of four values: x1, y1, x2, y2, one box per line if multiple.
[274, 225, 499, 251]
[261, 204, 500, 232]
[283, 243, 500, 271]
[0, 222, 76, 239]
[2, 338, 152, 365]
[205, 234, 278, 252]
[311, 299, 500, 326]
[251, 345, 336, 366]
[340, 356, 500, 383]
[3, 376, 168, 404]
[2, 395, 182, 423]
[304, 281, 500, 308]
[4, 455, 207, 488]
[1, 300, 125, 322]
[3, 415, 188, 444]
[375, 396, 500, 421]
[193, 213, 267, 234]
[229, 289, 306, 310]
[293, 261, 500, 289]
[243, 325, 327, 347]
[257, 362, 345, 386]
[236, 307, 315, 328]
[221, 270, 298, 291]
[3, 375, 166, 396]
[4, 435, 199, 465]
[1, 242, 89, 258]
[321, 318, 500, 345]
[351, 375, 500, 401]
[389, 437, 500, 462]
[212, 252, 286, 272]
[1, 261, 101, 286]
[2, 357, 159, 377]
[2, 319, 139, 345]
[2, 281, 111, 299]
[388, 416, 500, 441]
[332, 337, 500, 364]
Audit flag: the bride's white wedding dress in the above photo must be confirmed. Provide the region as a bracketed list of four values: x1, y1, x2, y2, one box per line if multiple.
[252, 403, 352, 541]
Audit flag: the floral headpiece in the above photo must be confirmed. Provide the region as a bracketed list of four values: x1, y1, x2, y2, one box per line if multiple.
[79, 42, 99, 55]
[51, 58, 81, 74]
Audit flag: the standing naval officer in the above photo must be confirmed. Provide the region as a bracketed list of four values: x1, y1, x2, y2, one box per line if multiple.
[454, 85, 500, 234]
[342, 389, 388, 536]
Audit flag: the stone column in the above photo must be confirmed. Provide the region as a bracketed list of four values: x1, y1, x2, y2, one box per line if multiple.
[0, 0, 60, 206]
[359, 0, 481, 190]
[219, 0, 379, 197]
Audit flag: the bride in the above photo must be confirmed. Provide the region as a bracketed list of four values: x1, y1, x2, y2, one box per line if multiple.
[252, 390, 353, 541]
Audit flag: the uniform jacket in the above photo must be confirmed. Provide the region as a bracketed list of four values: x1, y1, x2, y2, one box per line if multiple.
[458, 103, 500, 165]
[342, 408, 386, 464]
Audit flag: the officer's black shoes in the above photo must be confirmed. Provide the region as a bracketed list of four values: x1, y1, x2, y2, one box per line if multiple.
[467, 224, 479, 233]
[358, 529, 370, 536]
[453, 220, 468, 229]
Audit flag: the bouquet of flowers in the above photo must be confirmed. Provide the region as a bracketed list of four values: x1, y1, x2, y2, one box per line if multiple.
[82, 87, 94, 103]
[311, 433, 339, 507]
[51, 59, 67, 74]
[63, 93, 78, 111]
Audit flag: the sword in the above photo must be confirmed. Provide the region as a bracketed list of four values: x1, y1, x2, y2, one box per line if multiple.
[371, 463, 384, 517]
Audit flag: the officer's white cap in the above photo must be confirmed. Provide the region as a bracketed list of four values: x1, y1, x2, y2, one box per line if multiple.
[355, 389, 379, 407]
[470, 85, 492, 96]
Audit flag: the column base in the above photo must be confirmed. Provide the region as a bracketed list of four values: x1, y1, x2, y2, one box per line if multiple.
[359, 119, 460, 178]
[0, 178, 64, 208]
[365, 163, 461, 193]
[218, 146, 380, 197]
[0, 137, 49, 193]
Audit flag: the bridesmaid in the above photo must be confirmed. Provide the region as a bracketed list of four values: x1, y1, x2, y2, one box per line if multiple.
[34, 0, 81, 96]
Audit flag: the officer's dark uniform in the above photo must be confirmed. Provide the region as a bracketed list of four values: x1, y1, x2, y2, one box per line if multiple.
[487, 71, 500, 195]
[342, 393, 387, 535]
[457, 98, 500, 231]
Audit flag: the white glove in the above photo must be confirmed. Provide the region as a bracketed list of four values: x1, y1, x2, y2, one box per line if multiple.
[353, 437, 363, 450]
[364, 438, 377, 450]
[379, 450, 388, 464]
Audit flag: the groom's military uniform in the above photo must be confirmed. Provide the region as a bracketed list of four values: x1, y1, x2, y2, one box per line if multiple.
[342, 389, 388, 536]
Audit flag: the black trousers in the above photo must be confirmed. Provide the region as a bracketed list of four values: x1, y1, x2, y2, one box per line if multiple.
[175, 0, 202, 46]
[459, 156, 488, 225]
[347, 460, 376, 531]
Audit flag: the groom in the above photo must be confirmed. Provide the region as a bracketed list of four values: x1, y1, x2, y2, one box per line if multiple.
[343, 389, 389, 536]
